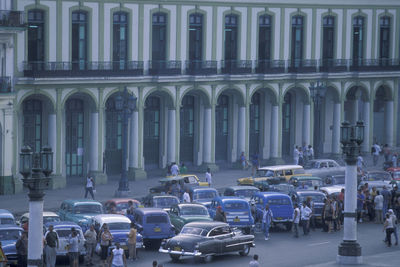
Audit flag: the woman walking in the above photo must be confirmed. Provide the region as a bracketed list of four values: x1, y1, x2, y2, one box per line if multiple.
[383, 213, 395, 247]
[324, 198, 333, 233]
[100, 224, 113, 267]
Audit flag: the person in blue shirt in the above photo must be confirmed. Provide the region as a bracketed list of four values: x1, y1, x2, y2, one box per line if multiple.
[262, 204, 273, 240]
[357, 189, 365, 223]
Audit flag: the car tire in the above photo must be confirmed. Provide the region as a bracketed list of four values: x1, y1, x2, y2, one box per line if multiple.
[239, 244, 250, 256]
[170, 254, 181, 261]
[285, 222, 293, 231]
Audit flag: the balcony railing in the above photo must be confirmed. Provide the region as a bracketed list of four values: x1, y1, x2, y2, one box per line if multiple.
[320, 59, 348, 72]
[148, 60, 182, 75]
[0, 77, 11, 93]
[0, 10, 25, 28]
[349, 59, 400, 71]
[185, 60, 217, 75]
[221, 60, 252, 74]
[23, 61, 144, 77]
[255, 60, 285, 74]
[288, 59, 318, 73]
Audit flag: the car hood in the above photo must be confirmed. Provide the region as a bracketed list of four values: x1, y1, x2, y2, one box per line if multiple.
[1, 240, 17, 254]
[166, 234, 206, 251]
[73, 214, 97, 221]
[181, 216, 212, 222]
[193, 199, 212, 207]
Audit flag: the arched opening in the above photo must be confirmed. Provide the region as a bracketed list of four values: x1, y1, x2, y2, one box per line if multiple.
[143, 96, 161, 168]
[374, 86, 393, 145]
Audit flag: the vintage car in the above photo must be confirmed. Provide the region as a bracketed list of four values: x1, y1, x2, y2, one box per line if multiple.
[0, 224, 23, 266]
[223, 186, 260, 202]
[57, 199, 104, 231]
[324, 175, 345, 186]
[132, 208, 175, 248]
[304, 159, 345, 176]
[208, 197, 255, 234]
[43, 221, 86, 260]
[250, 192, 294, 231]
[289, 190, 326, 222]
[288, 176, 324, 190]
[92, 214, 143, 253]
[190, 187, 219, 208]
[19, 211, 60, 226]
[359, 180, 389, 193]
[150, 175, 209, 194]
[237, 165, 308, 185]
[159, 221, 255, 262]
[320, 185, 344, 198]
[142, 194, 180, 211]
[0, 209, 15, 225]
[104, 198, 142, 214]
[387, 167, 400, 180]
[362, 171, 392, 183]
[168, 203, 212, 233]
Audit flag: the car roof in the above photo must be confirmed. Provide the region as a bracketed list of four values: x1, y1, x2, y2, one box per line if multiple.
[21, 211, 59, 218]
[226, 186, 259, 190]
[191, 187, 217, 192]
[259, 192, 290, 198]
[216, 197, 249, 203]
[62, 199, 102, 205]
[44, 221, 80, 228]
[153, 195, 179, 200]
[135, 208, 168, 215]
[160, 174, 198, 182]
[105, 198, 140, 204]
[308, 159, 336, 162]
[296, 190, 325, 195]
[184, 221, 228, 231]
[176, 203, 207, 209]
[258, 165, 304, 171]
[93, 214, 131, 223]
[0, 209, 14, 218]
[290, 176, 322, 180]
[0, 225, 23, 231]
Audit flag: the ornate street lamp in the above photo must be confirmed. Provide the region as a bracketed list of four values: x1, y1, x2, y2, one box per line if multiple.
[19, 145, 32, 179]
[337, 121, 364, 265]
[309, 81, 327, 157]
[41, 145, 53, 178]
[115, 87, 137, 196]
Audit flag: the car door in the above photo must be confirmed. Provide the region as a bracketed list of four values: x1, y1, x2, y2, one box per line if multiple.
[206, 227, 225, 254]
[169, 207, 183, 232]
[208, 200, 217, 218]
[220, 226, 240, 252]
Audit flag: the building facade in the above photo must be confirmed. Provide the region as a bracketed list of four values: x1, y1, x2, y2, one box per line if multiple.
[0, 0, 400, 194]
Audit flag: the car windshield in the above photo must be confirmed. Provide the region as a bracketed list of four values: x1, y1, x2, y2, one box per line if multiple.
[0, 229, 21, 240]
[304, 161, 318, 169]
[332, 176, 345, 185]
[146, 215, 168, 224]
[153, 197, 178, 208]
[115, 202, 139, 211]
[55, 229, 80, 238]
[299, 194, 325, 203]
[223, 201, 247, 210]
[256, 170, 274, 177]
[107, 222, 130, 231]
[294, 180, 322, 189]
[44, 216, 60, 224]
[366, 173, 391, 181]
[193, 191, 217, 200]
[267, 198, 291, 205]
[73, 204, 102, 214]
[0, 218, 15, 225]
[180, 206, 209, 216]
[235, 189, 258, 198]
[181, 226, 207, 236]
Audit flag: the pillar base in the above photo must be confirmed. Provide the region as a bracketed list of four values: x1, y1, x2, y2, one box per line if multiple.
[90, 171, 108, 185]
[128, 168, 147, 181]
[197, 163, 219, 173]
[49, 174, 66, 190]
[337, 241, 362, 265]
[266, 157, 285, 165]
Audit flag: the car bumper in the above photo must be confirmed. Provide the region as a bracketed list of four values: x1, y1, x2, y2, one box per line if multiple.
[159, 247, 202, 257]
[273, 219, 292, 223]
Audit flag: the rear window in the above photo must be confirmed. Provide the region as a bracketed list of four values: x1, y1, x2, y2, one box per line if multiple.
[267, 198, 291, 205]
[235, 189, 259, 198]
[56, 229, 73, 238]
[223, 201, 247, 210]
[299, 194, 325, 203]
[193, 191, 217, 200]
[116, 202, 139, 211]
[146, 215, 168, 224]
[44, 216, 60, 224]
[0, 229, 21, 240]
[107, 222, 130, 231]
[74, 204, 102, 214]
[153, 197, 179, 208]
[0, 218, 15, 225]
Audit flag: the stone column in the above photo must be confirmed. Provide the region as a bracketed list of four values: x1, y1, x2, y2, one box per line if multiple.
[90, 112, 99, 172]
[332, 103, 341, 154]
[385, 101, 394, 146]
[203, 108, 212, 163]
[350, 99, 359, 124]
[237, 106, 246, 157]
[167, 108, 176, 164]
[128, 110, 146, 180]
[362, 101, 370, 152]
[271, 105, 279, 158]
[263, 99, 272, 160]
[0, 108, 17, 194]
[303, 104, 311, 146]
[48, 113, 57, 174]
[5, 40, 13, 78]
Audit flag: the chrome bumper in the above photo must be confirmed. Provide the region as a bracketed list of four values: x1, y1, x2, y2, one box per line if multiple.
[159, 247, 202, 257]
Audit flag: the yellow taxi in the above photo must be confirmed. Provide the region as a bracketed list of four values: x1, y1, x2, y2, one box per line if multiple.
[237, 165, 310, 185]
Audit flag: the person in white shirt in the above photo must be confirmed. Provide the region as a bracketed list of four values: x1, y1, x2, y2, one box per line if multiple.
[183, 189, 191, 203]
[293, 203, 300, 238]
[249, 254, 259, 267]
[372, 143, 381, 166]
[307, 145, 314, 160]
[392, 153, 398, 168]
[383, 213, 395, 247]
[357, 154, 365, 174]
[374, 191, 384, 224]
[205, 168, 212, 186]
[293, 146, 300, 165]
[388, 209, 398, 246]
[301, 201, 312, 235]
[171, 162, 179, 176]
[84, 175, 95, 199]
[110, 242, 127, 267]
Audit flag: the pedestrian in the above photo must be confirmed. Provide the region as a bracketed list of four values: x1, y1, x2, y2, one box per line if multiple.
[68, 230, 79, 267]
[179, 162, 188, 174]
[183, 188, 191, 203]
[392, 153, 398, 168]
[331, 196, 340, 231]
[168, 180, 181, 198]
[381, 186, 391, 217]
[372, 142, 381, 166]
[152, 261, 158, 267]
[127, 223, 137, 260]
[205, 168, 212, 186]
[84, 174, 95, 199]
[262, 204, 273, 240]
[251, 153, 259, 176]
[302, 142, 308, 163]
[213, 206, 227, 222]
[84, 224, 97, 266]
[323, 198, 333, 233]
[171, 162, 179, 176]
[167, 163, 172, 176]
[308, 145, 314, 160]
[383, 213, 394, 247]
[383, 144, 391, 162]
[365, 190, 374, 222]
[293, 203, 300, 238]
[249, 254, 259, 267]
[388, 209, 398, 246]
[293, 146, 300, 165]
[240, 152, 249, 170]
[126, 200, 135, 216]
[357, 189, 365, 223]
[357, 154, 365, 175]
[391, 186, 400, 209]
[100, 224, 113, 267]
[109, 242, 127, 267]
[306, 196, 316, 231]
[338, 188, 345, 225]
[374, 191, 384, 224]
[301, 201, 312, 235]
[15, 231, 28, 267]
[44, 225, 59, 267]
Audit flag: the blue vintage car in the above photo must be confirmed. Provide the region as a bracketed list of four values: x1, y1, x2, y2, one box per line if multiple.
[250, 192, 294, 231]
[0, 224, 23, 266]
[132, 208, 175, 248]
[0, 209, 15, 225]
[208, 197, 255, 234]
[223, 186, 260, 202]
[57, 199, 104, 231]
[289, 190, 326, 223]
[190, 187, 219, 208]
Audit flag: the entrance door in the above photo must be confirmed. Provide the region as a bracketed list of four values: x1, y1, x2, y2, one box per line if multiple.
[249, 92, 260, 156]
[180, 95, 194, 163]
[105, 98, 122, 174]
[23, 99, 42, 153]
[282, 93, 292, 156]
[216, 95, 229, 161]
[66, 99, 84, 176]
[144, 97, 160, 167]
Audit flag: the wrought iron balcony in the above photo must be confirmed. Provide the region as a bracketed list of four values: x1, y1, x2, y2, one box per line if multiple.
[255, 60, 285, 74]
[350, 58, 400, 71]
[0, 76, 11, 93]
[288, 59, 318, 73]
[0, 10, 25, 28]
[185, 60, 217, 75]
[320, 59, 348, 72]
[148, 60, 182, 75]
[221, 60, 252, 74]
[23, 61, 144, 77]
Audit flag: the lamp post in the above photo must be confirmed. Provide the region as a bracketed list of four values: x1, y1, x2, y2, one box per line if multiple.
[19, 145, 53, 267]
[115, 87, 137, 197]
[309, 81, 327, 158]
[337, 121, 364, 265]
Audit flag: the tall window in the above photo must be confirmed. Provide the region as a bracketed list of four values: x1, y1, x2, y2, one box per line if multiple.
[189, 13, 203, 62]
[72, 11, 88, 70]
[27, 10, 45, 64]
[379, 16, 390, 63]
[23, 99, 42, 153]
[352, 16, 364, 65]
[291, 16, 303, 67]
[322, 16, 335, 65]
[224, 14, 238, 61]
[258, 15, 272, 61]
[152, 13, 167, 62]
[113, 12, 128, 70]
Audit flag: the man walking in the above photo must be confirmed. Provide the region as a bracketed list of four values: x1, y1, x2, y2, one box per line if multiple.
[381, 186, 391, 218]
[389, 209, 398, 246]
[262, 204, 273, 240]
[171, 162, 179, 176]
[293, 146, 300, 165]
[84, 174, 95, 199]
[293, 203, 300, 238]
[127, 223, 137, 260]
[205, 168, 212, 186]
[213, 206, 227, 222]
[15, 231, 28, 267]
[84, 225, 97, 265]
[44, 225, 59, 267]
[374, 191, 384, 224]
[301, 201, 312, 235]
[372, 142, 381, 166]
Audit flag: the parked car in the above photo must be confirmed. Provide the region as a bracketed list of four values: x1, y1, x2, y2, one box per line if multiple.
[0, 224, 23, 266]
[104, 198, 142, 214]
[168, 203, 212, 233]
[387, 167, 400, 180]
[324, 175, 345, 186]
[131, 208, 175, 248]
[208, 197, 255, 234]
[237, 165, 308, 185]
[92, 214, 143, 253]
[159, 221, 255, 262]
[288, 176, 324, 190]
[0, 209, 15, 225]
[57, 199, 104, 231]
[150, 175, 209, 194]
[190, 187, 219, 208]
[304, 159, 345, 176]
[320, 185, 344, 198]
[362, 171, 392, 183]
[289, 190, 326, 223]
[250, 192, 294, 231]
[142, 195, 180, 211]
[19, 211, 60, 226]
[43, 221, 86, 260]
[223, 186, 260, 202]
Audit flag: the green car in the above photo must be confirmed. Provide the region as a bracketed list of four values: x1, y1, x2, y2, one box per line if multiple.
[168, 203, 212, 233]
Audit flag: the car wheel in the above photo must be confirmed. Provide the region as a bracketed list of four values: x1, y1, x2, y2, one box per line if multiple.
[285, 222, 293, 231]
[170, 254, 181, 261]
[239, 244, 250, 256]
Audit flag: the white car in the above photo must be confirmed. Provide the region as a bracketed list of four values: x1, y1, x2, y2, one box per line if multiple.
[304, 159, 345, 177]
[20, 211, 60, 226]
[320, 185, 344, 198]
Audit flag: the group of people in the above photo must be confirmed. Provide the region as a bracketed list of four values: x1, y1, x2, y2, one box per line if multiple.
[371, 143, 398, 168]
[293, 144, 314, 166]
[167, 162, 188, 176]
